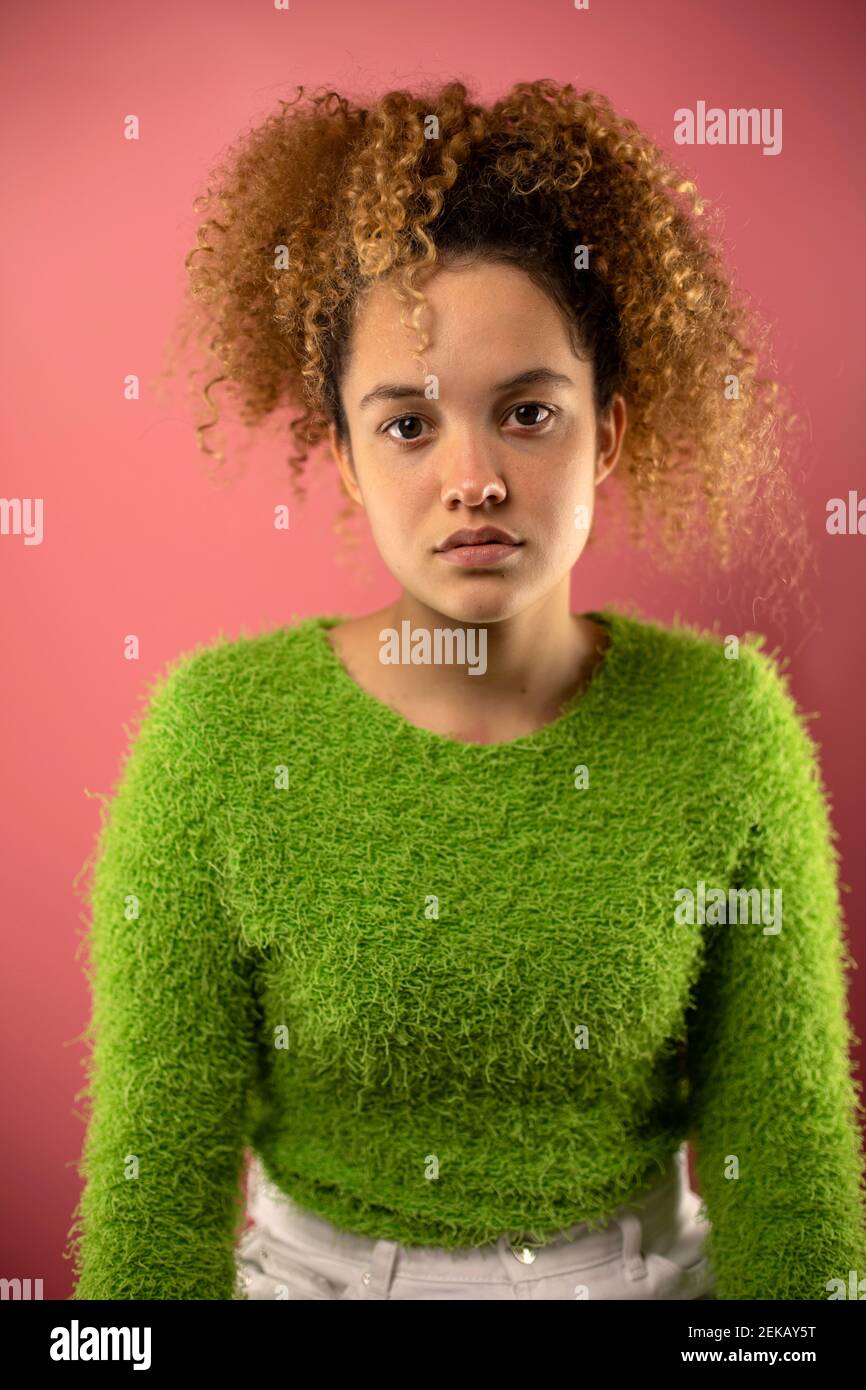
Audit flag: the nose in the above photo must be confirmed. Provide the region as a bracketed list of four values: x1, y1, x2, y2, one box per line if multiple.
[440, 452, 507, 507]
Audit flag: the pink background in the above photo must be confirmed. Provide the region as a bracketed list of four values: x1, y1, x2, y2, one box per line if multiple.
[3, 0, 865, 1297]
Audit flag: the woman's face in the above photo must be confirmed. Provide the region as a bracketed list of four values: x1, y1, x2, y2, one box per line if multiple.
[328, 259, 626, 626]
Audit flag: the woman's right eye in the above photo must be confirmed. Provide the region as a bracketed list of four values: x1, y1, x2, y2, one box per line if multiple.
[382, 415, 430, 447]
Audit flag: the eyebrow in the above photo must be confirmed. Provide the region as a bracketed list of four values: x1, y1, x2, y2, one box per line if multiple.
[357, 367, 575, 411]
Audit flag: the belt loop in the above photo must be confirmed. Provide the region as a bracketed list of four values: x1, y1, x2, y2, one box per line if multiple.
[617, 1210, 648, 1282]
[359, 1238, 400, 1299]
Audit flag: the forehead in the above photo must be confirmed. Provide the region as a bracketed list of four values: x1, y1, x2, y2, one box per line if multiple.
[344, 260, 581, 382]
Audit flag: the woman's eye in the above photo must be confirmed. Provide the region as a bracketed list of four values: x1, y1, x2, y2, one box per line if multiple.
[384, 415, 428, 444]
[380, 402, 555, 448]
[507, 402, 553, 429]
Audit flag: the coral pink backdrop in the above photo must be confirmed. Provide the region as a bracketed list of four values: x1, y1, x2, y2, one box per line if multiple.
[3, 0, 864, 1298]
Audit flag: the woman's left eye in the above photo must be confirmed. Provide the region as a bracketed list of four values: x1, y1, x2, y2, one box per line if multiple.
[507, 402, 553, 429]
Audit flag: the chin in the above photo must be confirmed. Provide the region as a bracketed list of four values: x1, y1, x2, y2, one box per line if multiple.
[428, 590, 533, 627]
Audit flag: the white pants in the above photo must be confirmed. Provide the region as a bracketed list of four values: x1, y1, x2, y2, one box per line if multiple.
[235, 1144, 717, 1301]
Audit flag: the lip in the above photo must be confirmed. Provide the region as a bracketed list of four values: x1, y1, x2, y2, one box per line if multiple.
[436, 541, 523, 567]
[438, 526, 521, 550]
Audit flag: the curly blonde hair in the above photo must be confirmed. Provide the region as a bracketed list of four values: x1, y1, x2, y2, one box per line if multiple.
[163, 77, 812, 627]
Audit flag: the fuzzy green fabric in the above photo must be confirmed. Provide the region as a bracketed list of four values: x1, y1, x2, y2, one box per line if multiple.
[66, 605, 866, 1300]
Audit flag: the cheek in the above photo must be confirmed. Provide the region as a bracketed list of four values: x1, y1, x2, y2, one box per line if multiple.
[523, 463, 594, 535]
[362, 483, 424, 553]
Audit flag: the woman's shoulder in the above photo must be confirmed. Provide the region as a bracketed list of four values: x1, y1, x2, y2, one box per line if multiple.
[158, 614, 333, 681]
[606, 605, 805, 738]
[605, 603, 759, 686]
[135, 615, 335, 736]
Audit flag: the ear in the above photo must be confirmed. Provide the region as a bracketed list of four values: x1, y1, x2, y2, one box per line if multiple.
[328, 422, 364, 507]
[595, 394, 627, 486]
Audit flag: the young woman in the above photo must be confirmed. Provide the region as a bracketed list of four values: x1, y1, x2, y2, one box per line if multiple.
[66, 79, 866, 1301]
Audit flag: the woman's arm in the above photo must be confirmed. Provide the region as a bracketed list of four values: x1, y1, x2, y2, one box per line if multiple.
[686, 641, 866, 1300]
[65, 651, 258, 1299]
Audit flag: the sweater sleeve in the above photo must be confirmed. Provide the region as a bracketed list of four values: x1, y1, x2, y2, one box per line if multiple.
[685, 640, 866, 1300]
[65, 653, 258, 1299]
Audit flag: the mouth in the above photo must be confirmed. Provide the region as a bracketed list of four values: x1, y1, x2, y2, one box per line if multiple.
[436, 540, 524, 568]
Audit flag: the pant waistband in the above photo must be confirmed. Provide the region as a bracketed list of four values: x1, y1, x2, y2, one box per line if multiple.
[246, 1146, 693, 1276]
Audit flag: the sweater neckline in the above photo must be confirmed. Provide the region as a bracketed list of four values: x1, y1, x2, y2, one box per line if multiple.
[311, 607, 624, 753]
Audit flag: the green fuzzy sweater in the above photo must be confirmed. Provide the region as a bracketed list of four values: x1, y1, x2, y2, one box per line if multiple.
[67, 606, 866, 1301]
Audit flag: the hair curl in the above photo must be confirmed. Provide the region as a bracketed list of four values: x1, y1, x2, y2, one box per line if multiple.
[162, 77, 812, 627]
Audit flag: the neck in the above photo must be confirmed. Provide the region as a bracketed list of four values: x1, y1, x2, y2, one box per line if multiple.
[372, 582, 604, 727]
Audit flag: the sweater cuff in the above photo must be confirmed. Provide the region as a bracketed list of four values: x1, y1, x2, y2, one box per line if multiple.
[704, 1208, 866, 1300]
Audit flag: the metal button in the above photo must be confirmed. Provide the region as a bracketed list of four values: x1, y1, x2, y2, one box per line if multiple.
[509, 1245, 537, 1264]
